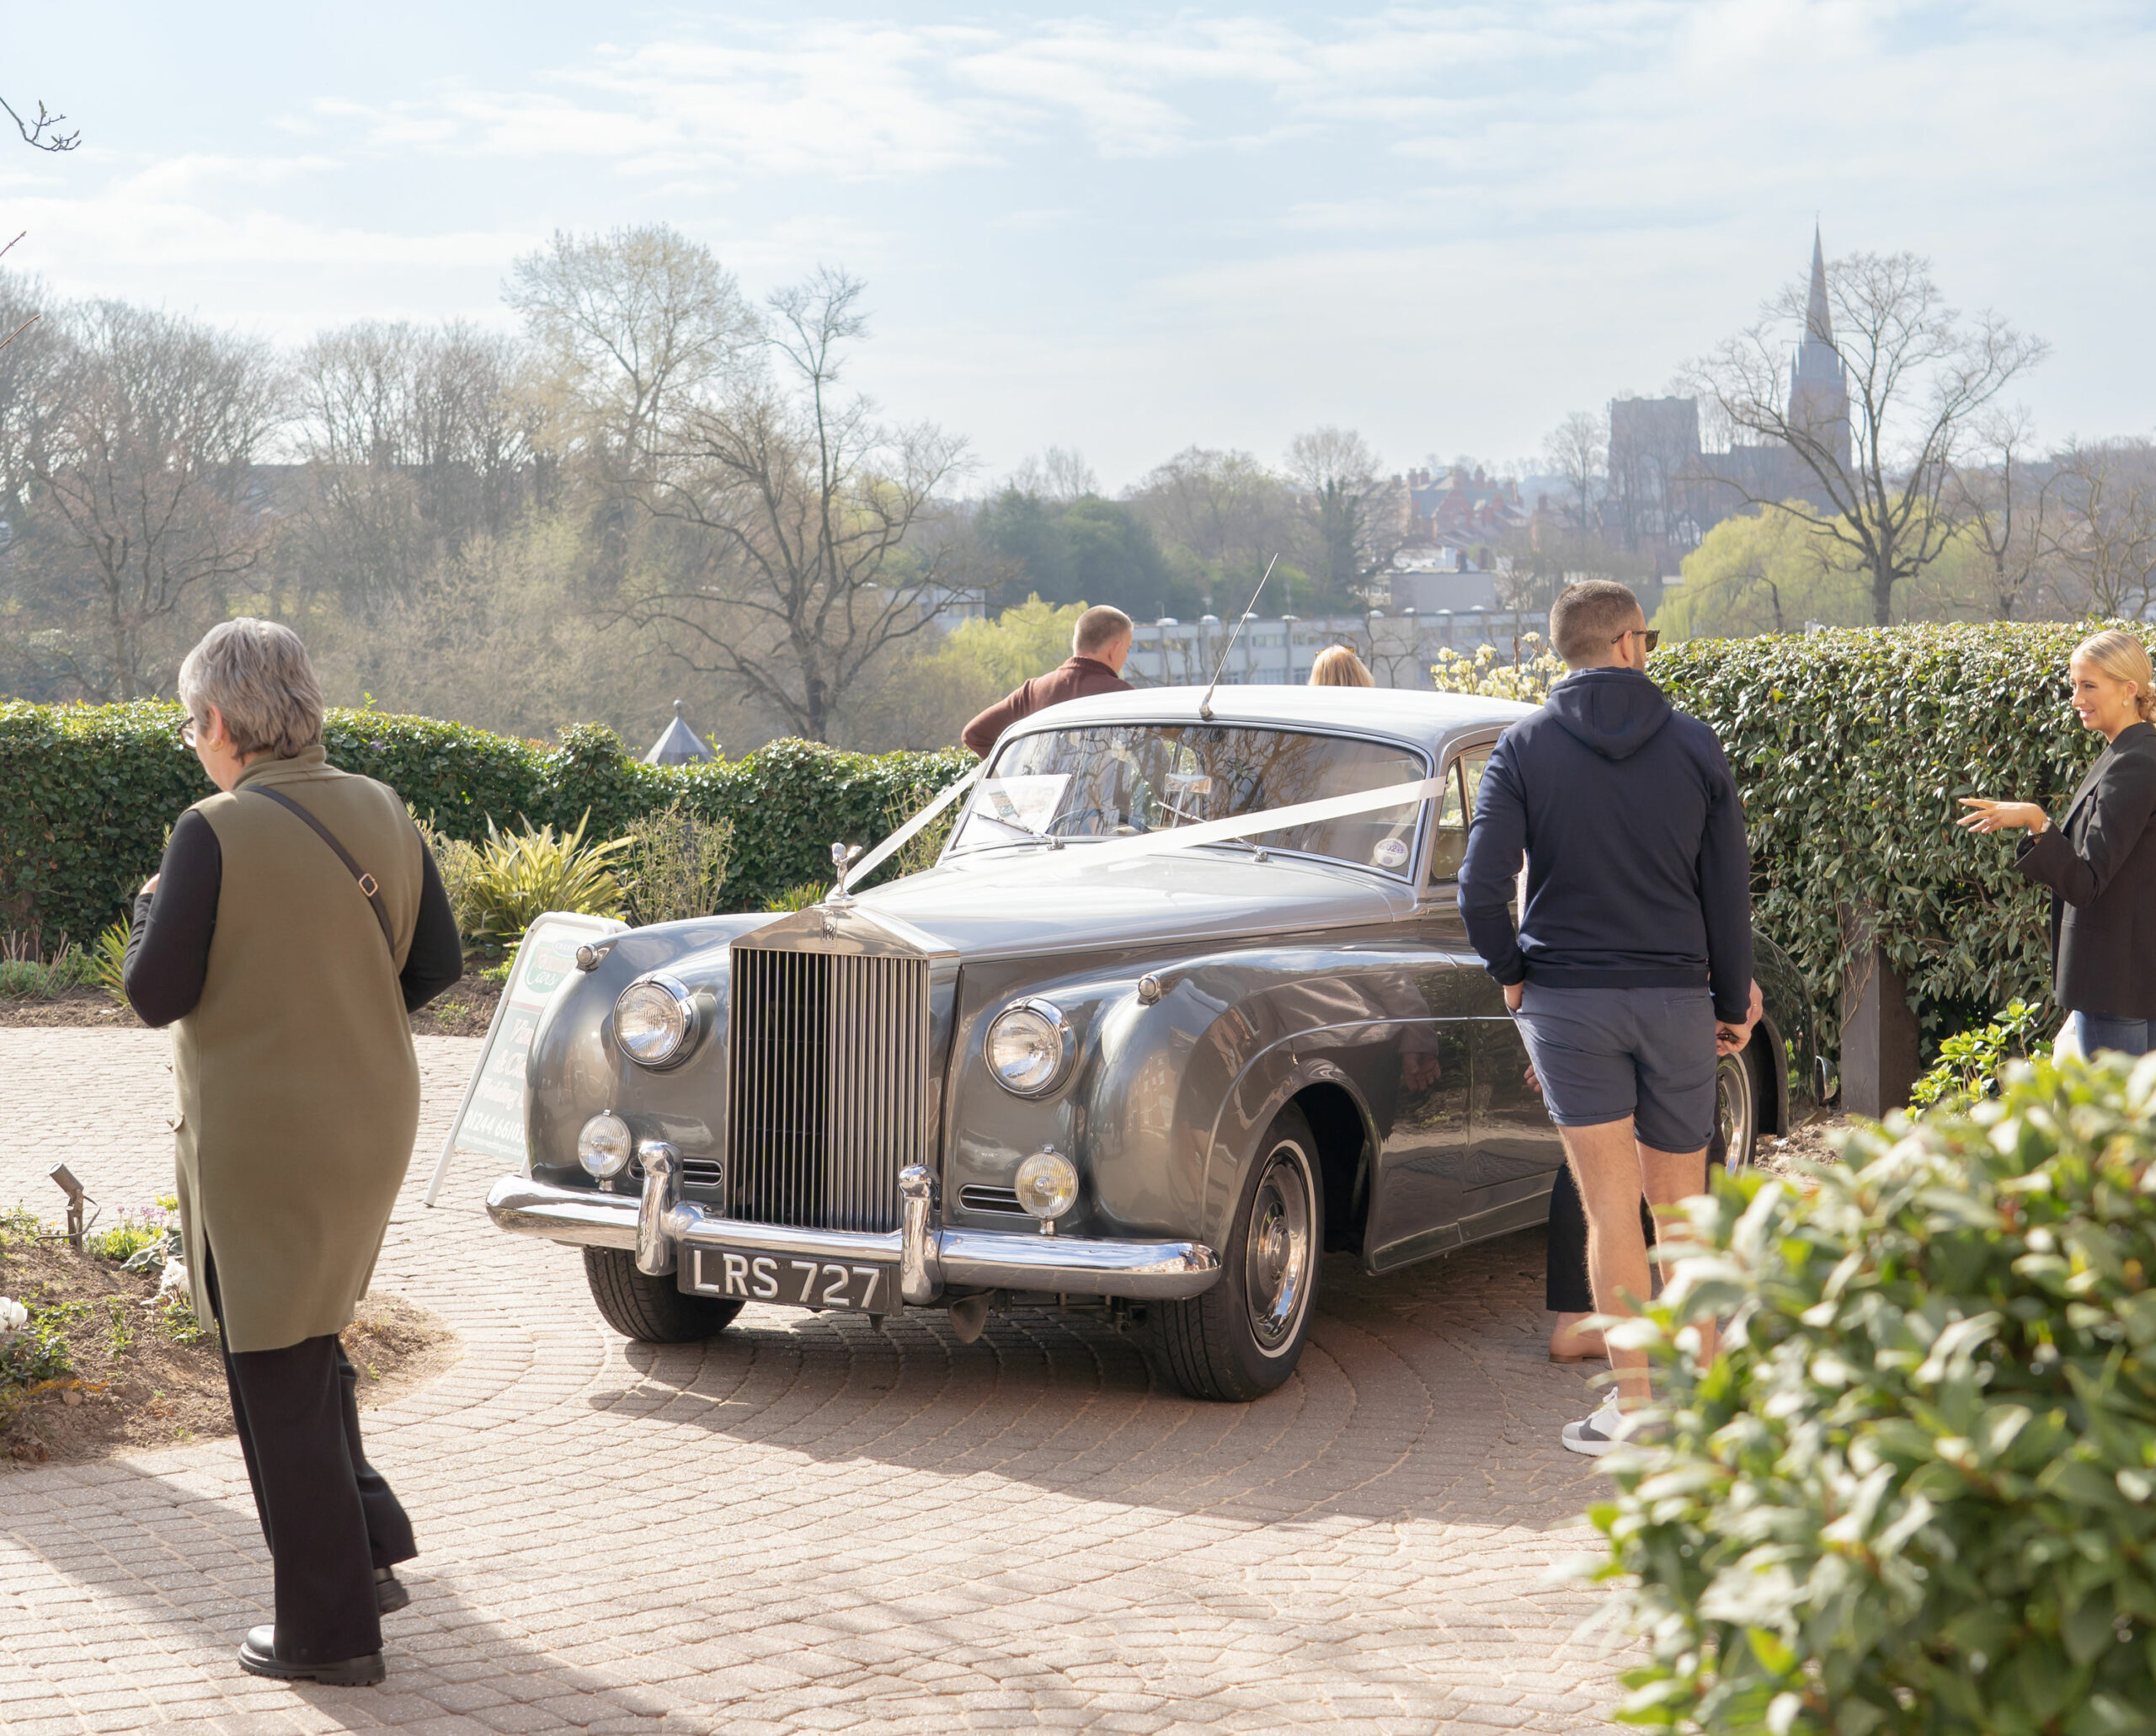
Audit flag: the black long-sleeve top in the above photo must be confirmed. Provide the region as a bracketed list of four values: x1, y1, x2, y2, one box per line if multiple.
[125, 809, 465, 1028]
[2014, 719, 2156, 1019]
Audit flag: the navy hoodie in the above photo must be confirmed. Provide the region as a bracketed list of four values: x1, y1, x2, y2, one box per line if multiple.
[1458, 665, 1753, 1023]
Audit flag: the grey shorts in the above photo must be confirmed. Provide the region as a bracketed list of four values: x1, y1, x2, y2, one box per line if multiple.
[1512, 984, 1717, 1153]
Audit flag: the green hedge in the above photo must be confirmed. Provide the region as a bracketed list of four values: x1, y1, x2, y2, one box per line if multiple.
[1656, 623, 2110, 1050]
[0, 701, 969, 944]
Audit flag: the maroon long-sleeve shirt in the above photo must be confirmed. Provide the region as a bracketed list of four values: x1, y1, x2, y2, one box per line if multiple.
[961, 654, 1132, 757]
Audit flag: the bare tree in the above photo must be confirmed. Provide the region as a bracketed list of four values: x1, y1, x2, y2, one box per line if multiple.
[291, 319, 541, 613]
[1125, 446, 1292, 608]
[630, 269, 969, 742]
[1689, 248, 2046, 625]
[21, 302, 286, 697]
[1284, 426, 1403, 602]
[1007, 446, 1098, 504]
[1541, 409, 1607, 534]
[3, 93, 77, 152]
[506, 226, 750, 480]
[2044, 437, 2156, 620]
[1946, 409, 2055, 621]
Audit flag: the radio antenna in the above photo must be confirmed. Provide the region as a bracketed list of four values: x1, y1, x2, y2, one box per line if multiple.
[1198, 553, 1278, 722]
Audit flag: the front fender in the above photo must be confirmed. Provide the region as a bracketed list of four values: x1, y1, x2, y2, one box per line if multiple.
[526, 911, 781, 1181]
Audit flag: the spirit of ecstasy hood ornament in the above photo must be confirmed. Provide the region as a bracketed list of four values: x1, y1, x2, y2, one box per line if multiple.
[825, 840, 863, 907]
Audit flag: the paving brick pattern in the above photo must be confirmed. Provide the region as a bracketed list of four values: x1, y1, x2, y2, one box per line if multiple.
[0, 1029, 1632, 1733]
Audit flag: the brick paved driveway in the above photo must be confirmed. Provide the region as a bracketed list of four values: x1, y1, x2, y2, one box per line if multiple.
[0, 1029, 1630, 1733]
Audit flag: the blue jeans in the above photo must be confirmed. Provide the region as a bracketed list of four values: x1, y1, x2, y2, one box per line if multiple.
[2073, 1012, 2156, 1057]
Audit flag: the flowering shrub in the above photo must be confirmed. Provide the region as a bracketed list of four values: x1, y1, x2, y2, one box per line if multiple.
[1430, 636, 1568, 704]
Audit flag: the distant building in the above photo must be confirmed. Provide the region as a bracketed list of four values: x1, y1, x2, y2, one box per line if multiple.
[1387, 545, 1501, 613]
[1605, 227, 1855, 557]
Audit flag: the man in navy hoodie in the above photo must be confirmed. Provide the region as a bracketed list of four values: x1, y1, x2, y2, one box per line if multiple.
[1460, 580, 1759, 1456]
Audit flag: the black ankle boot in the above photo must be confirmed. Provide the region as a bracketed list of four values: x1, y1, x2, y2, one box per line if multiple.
[375, 1568, 410, 1614]
[237, 1625, 385, 1685]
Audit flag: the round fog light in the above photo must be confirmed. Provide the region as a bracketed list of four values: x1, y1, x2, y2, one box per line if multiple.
[578, 1113, 633, 1179]
[1015, 1150, 1079, 1224]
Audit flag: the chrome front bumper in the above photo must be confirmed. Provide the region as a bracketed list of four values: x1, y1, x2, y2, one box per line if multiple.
[484, 1162, 1222, 1305]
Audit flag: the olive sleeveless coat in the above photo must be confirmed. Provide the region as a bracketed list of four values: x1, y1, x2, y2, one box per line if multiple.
[172, 747, 426, 1354]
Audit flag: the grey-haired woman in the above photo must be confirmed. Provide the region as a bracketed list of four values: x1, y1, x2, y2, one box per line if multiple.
[125, 619, 462, 1685]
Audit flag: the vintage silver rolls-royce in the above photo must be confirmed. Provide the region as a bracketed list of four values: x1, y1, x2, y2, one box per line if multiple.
[484, 686, 1823, 1400]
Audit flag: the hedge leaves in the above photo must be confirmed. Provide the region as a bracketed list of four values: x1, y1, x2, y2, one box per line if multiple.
[0, 702, 969, 943]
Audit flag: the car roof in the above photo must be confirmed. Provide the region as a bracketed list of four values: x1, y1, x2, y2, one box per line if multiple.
[1001, 683, 1537, 755]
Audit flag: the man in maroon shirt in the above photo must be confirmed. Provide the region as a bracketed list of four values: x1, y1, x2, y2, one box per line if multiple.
[962, 605, 1134, 757]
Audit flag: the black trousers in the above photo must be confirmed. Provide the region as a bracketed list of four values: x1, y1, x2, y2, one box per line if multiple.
[204, 1249, 415, 1663]
[1545, 1127, 1726, 1313]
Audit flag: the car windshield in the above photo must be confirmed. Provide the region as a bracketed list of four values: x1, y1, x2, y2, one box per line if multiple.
[951, 723, 1428, 875]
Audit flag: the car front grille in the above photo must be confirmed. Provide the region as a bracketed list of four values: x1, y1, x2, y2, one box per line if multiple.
[725, 945, 931, 1233]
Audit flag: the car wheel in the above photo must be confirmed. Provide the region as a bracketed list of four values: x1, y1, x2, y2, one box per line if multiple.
[1157, 1103, 1323, 1402]
[1716, 1044, 1760, 1170]
[582, 1247, 744, 1343]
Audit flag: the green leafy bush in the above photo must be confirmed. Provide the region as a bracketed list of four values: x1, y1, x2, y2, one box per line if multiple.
[764, 881, 829, 913]
[1585, 1055, 2156, 1735]
[621, 803, 734, 927]
[460, 815, 631, 943]
[0, 702, 970, 940]
[0, 933, 94, 1000]
[86, 1205, 172, 1266]
[89, 922, 129, 1004]
[1653, 624, 2119, 1051]
[1909, 1001, 2047, 1111]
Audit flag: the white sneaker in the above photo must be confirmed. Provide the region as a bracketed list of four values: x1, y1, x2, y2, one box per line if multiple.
[1561, 1393, 1644, 1457]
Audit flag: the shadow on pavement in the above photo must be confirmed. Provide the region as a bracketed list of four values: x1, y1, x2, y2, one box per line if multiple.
[600, 1228, 1600, 1531]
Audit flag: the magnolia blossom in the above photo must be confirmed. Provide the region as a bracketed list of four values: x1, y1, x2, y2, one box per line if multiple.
[0, 1295, 28, 1335]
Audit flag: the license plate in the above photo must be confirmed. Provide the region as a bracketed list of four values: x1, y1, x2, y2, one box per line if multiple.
[685, 1247, 895, 1313]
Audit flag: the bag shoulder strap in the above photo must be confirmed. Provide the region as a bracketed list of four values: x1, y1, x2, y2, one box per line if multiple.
[248, 787, 398, 957]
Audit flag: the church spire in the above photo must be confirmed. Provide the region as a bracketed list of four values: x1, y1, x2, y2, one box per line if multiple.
[1789, 224, 1851, 469]
[1805, 223, 1832, 346]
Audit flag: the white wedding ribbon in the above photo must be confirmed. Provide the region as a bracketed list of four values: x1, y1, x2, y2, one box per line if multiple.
[863, 767, 1446, 883]
[850, 762, 984, 886]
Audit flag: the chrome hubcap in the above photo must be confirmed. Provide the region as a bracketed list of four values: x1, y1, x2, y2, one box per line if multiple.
[1716, 1054, 1754, 1169]
[1243, 1141, 1314, 1354]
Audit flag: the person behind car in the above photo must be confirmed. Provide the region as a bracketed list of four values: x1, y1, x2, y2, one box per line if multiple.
[961, 605, 1134, 757]
[1457, 580, 1760, 1456]
[1309, 645, 1374, 686]
[1958, 628, 2156, 1055]
[124, 618, 462, 1686]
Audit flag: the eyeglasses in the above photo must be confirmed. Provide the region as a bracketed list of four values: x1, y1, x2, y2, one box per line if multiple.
[1612, 627, 1661, 652]
[181, 719, 199, 747]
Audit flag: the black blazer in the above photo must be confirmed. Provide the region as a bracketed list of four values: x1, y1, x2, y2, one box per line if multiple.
[2016, 719, 2156, 1019]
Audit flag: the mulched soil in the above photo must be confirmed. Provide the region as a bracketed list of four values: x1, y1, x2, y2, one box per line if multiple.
[0, 971, 503, 1038]
[1, 1237, 457, 1469]
[1753, 1111, 1854, 1180]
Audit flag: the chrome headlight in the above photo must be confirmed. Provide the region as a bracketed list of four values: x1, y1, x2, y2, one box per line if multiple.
[1015, 1150, 1079, 1222]
[614, 974, 697, 1068]
[577, 1112, 633, 1179]
[985, 998, 1073, 1097]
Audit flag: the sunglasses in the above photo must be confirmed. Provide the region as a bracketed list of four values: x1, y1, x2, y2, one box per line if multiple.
[1612, 627, 1662, 652]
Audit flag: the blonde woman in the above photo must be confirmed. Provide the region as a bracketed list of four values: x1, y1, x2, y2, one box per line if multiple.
[1309, 645, 1374, 687]
[1960, 629, 2156, 1055]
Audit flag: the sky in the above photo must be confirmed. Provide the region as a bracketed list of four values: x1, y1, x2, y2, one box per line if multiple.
[2, 2, 2150, 491]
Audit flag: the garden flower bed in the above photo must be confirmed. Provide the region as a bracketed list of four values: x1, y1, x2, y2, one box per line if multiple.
[0, 1202, 452, 1467]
